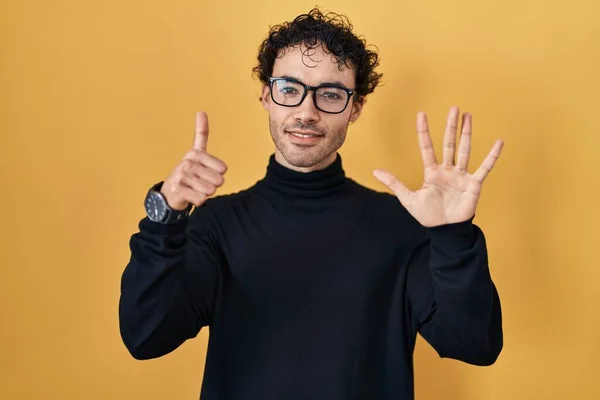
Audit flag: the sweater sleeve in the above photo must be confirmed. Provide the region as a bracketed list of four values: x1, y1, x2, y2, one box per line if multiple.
[118, 203, 223, 360]
[405, 218, 503, 366]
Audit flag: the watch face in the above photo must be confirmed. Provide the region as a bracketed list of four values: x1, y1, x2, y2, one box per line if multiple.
[145, 192, 167, 222]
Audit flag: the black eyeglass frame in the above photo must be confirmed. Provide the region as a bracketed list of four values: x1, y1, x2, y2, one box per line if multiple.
[268, 76, 357, 114]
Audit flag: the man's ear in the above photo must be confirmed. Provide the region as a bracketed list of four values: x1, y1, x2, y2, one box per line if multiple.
[261, 85, 270, 110]
[349, 96, 366, 124]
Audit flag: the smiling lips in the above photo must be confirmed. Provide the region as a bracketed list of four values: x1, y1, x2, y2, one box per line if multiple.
[286, 130, 324, 143]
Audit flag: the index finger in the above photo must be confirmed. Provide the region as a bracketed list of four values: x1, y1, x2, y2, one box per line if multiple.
[194, 111, 209, 151]
[417, 112, 437, 168]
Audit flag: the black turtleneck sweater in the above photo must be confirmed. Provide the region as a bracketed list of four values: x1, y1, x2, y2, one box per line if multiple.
[119, 153, 503, 400]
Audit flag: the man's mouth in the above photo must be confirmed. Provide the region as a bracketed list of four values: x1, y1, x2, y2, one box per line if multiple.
[286, 130, 324, 139]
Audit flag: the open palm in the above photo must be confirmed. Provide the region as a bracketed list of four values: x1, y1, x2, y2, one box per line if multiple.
[374, 107, 504, 227]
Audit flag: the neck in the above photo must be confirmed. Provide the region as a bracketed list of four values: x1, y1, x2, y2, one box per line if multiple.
[274, 150, 338, 173]
[254, 151, 352, 200]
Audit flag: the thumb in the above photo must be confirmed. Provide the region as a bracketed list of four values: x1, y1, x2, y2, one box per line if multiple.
[373, 169, 412, 204]
[194, 111, 209, 151]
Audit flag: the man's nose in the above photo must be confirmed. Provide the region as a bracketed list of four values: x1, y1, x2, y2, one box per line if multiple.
[293, 91, 320, 123]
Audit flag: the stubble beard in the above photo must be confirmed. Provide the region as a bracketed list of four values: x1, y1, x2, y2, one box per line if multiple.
[269, 117, 347, 169]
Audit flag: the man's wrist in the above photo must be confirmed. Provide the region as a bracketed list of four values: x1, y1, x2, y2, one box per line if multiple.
[427, 217, 476, 251]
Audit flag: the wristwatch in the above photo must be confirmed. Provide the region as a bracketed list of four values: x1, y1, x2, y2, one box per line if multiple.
[144, 182, 192, 224]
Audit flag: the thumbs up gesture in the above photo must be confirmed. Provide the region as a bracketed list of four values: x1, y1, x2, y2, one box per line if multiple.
[160, 112, 228, 210]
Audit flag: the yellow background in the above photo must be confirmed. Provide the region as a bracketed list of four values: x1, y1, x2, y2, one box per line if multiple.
[1, 0, 599, 398]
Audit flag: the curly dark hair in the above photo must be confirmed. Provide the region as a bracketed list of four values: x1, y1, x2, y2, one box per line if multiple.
[253, 7, 383, 103]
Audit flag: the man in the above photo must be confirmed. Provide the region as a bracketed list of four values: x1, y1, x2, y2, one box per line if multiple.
[119, 7, 504, 400]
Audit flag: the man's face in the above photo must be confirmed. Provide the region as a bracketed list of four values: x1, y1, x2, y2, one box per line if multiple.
[261, 43, 364, 172]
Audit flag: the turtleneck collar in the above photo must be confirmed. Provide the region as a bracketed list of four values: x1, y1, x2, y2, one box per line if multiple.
[254, 153, 353, 199]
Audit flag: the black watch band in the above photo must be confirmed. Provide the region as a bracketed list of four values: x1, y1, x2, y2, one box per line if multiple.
[145, 182, 193, 224]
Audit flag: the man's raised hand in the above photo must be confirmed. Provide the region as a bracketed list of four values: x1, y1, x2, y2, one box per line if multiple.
[160, 112, 228, 210]
[373, 106, 503, 227]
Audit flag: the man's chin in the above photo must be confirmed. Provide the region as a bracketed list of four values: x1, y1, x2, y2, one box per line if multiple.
[277, 148, 335, 171]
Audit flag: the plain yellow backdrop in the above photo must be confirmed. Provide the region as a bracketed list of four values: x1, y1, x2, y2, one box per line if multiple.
[1, 0, 599, 399]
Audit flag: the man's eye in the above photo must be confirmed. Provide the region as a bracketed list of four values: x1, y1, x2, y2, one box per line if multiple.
[320, 91, 343, 100]
[280, 87, 300, 95]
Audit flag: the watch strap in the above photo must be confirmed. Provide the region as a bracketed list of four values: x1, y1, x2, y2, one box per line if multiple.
[151, 182, 193, 224]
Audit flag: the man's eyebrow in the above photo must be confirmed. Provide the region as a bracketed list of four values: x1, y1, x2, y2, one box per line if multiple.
[279, 75, 351, 89]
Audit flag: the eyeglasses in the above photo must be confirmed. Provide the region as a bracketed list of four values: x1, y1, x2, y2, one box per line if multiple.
[268, 76, 356, 114]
